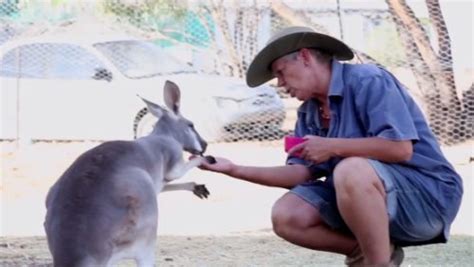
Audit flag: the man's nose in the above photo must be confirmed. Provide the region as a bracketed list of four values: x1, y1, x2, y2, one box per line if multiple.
[277, 77, 285, 87]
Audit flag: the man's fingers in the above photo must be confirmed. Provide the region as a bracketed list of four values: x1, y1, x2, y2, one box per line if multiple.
[288, 142, 305, 155]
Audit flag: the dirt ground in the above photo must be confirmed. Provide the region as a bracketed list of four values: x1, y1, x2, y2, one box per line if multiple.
[1, 140, 473, 266]
[0, 234, 473, 266]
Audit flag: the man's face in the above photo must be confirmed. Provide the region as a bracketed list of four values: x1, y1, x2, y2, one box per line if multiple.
[271, 51, 313, 101]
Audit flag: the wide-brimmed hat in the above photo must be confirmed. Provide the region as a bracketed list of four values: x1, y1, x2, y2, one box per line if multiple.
[246, 26, 354, 87]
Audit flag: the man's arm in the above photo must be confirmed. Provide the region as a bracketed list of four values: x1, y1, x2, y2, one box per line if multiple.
[331, 137, 413, 162]
[199, 157, 312, 189]
[230, 164, 312, 188]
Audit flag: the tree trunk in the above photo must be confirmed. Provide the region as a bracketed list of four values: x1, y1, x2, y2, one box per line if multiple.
[208, 0, 245, 78]
[270, 0, 329, 34]
[426, 0, 455, 88]
[386, 0, 463, 144]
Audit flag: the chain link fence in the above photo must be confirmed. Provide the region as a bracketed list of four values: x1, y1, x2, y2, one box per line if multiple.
[1, 0, 472, 145]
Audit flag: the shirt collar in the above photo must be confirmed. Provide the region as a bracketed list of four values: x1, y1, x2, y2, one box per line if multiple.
[328, 60, 345, 97]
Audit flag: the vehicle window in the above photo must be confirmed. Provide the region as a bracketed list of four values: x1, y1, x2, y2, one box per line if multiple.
[94, 40, 194, 79]
[0, 47, 21, 77]
[0, 43, 106, 80]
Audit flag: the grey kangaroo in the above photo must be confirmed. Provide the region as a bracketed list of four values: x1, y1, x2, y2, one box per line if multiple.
[44, 80, 211, 267]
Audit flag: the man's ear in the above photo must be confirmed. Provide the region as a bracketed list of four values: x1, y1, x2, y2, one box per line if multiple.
[299, 48, 313, 66]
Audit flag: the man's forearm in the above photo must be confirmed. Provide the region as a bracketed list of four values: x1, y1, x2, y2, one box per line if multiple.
[331, 137, 413, 163]
[229, 164, 311, 189]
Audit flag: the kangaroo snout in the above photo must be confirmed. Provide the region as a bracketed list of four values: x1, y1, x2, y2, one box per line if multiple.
[184, 134, 207, 155]
[198, 140, 208, 154]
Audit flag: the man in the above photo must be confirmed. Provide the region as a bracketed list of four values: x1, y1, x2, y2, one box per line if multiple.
[199, 26, 463, 266]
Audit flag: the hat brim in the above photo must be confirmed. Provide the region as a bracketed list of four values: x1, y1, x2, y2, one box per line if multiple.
[246, 31, 354, 87]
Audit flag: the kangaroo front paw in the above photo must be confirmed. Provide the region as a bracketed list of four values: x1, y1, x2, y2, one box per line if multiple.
[193, 184, 210, 199]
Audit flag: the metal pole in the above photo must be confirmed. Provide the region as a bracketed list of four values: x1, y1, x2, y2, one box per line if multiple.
[336, 0, 344, 40]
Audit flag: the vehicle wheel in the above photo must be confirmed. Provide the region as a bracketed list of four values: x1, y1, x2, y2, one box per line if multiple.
[134, 111, 157, 139]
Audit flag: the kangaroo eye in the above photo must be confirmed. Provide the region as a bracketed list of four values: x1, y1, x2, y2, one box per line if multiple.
[188, 123, 195, 128]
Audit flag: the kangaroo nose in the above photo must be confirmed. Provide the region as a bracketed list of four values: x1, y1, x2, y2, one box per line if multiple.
[200, 141, 208, 154]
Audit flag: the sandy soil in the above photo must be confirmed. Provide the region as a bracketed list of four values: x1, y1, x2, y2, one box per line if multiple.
[0, 235, 473, 266]
[1, 140, 473, 266]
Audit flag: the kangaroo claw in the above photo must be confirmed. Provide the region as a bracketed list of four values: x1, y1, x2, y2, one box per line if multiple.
[193, 184, 210, 199]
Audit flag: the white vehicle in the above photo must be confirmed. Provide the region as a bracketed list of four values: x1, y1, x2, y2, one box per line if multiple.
[0, 30, 285, 142]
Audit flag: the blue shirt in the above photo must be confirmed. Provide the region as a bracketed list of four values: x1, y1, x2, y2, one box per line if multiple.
[287, 60, 463, 243]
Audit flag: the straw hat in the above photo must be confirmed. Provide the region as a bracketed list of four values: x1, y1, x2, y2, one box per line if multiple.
[246, 26, 354, 87]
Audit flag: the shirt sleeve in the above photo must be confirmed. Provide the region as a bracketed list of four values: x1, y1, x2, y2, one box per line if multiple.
[354, 69, 419, 142]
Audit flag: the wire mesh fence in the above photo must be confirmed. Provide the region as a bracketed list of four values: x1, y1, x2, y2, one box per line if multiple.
[0, 0, 472, 145]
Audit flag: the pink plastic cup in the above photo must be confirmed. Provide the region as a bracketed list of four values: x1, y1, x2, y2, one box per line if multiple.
[284, 135, 306, 156]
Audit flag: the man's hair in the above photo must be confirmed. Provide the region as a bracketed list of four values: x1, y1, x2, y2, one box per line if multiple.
[308, 48, 333, 64]
[280, 50, 300, 61]
[282, 48, 333, 64]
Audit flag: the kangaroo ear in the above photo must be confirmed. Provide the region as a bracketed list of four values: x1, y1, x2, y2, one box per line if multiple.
[137, 95, 164, 119]
[163, 80, 181, 114]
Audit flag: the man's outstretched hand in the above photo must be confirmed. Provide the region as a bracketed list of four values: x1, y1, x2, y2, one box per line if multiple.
[194, 155, 235, 176]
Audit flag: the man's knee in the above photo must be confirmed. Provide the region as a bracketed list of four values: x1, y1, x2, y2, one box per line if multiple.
[333, 157, 379, 191]
[272, 195, 295, 237]
[271, 193, 316, 238]
[333, 157, 387, 206]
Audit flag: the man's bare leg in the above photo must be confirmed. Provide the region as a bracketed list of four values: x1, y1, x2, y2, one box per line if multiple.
[271, 193, 357, 255]
[334, 157, 391, 265]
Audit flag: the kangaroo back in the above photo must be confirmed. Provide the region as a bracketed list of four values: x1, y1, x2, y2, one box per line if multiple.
[44, 80, 209, 267]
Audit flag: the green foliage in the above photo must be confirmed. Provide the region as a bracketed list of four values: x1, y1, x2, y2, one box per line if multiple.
[366, 20, 406, 67]
[0, 0, 77, 22]
[102, 1, 214, 48]
[51, 0, 68, 6]
[103, 0, 188, 30]
[0, 0, 19, 17]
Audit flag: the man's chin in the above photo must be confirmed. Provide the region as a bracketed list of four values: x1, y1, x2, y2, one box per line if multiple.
[295, 95, 306, 101]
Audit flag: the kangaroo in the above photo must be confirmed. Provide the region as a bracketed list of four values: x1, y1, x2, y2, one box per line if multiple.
[44, 80, 211, 267]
